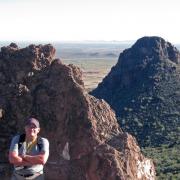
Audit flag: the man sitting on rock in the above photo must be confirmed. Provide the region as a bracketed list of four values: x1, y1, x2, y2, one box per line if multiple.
[9, 117, 49, 180]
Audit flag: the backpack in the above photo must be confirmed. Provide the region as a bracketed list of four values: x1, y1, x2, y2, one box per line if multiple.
[18, 134, 43, 151]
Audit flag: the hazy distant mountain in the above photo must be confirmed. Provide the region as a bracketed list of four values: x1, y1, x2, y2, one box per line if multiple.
[91, 36, 180, 147]
[54, 42, 131, 60]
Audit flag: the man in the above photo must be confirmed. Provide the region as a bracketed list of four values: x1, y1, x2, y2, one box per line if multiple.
[9, 117, 49, 180]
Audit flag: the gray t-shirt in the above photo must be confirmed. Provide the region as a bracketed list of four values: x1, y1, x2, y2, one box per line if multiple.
[9, 134, 49, 175]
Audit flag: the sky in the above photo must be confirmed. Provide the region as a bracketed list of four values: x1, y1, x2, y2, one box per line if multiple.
[0, 0, 180, 43]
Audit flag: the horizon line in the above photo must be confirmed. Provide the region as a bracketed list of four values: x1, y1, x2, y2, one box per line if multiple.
[0, 39, 180, 45]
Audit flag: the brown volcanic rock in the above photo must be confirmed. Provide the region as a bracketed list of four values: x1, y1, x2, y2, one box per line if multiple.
[0, 44, 155, 179]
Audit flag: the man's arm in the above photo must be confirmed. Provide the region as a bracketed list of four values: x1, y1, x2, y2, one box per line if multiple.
[9, 151, 32, 166]
[9, 135, 32, 166]
[22, 137, 50, 165]
[22, 152, 49, 165]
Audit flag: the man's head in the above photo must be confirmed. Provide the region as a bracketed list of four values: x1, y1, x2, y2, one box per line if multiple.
[25, 117, 40, 128]
[25, 117, 40, 140]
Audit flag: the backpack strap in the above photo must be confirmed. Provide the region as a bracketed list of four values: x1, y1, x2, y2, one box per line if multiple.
[18, 134, 42, 152]
[37, 136, 43, 152]
[18, 133, 26, 150]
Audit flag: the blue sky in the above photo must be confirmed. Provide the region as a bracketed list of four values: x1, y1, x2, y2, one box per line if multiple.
[0, 0, 180, 43]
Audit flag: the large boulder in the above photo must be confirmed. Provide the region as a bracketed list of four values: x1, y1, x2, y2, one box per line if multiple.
[91, 36, 180, 147]
[0, 43, 155, 179]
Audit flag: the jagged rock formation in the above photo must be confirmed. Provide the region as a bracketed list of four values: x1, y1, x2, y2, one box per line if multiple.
[0, 43, 155, 180]
[0, 43, 155, 179]
[91, 36, 180, 147]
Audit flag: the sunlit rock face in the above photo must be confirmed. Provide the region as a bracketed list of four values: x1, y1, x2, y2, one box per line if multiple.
[0, 43, 155, 180]
[91, 36, 180, 147]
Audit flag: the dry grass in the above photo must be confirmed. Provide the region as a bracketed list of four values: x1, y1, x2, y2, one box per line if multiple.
[63, 58, 117, 90]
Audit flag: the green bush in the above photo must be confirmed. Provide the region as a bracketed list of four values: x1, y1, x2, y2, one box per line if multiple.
[142, 144, 180, 179]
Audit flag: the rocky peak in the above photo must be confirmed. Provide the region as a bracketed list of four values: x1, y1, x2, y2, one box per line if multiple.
[9, 42, 18, 49]
[118, 36, 180, 71]
[0, 44, 56, 86]
[0, 43, 155, 179]
[0, 43, 55, 64]
[133, 36, 180, 64]
[91, 36, 180, 147]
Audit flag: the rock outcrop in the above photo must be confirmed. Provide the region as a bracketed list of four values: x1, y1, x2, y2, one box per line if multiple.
[0, 43, 155, 179]
[91, 36, 180, 147]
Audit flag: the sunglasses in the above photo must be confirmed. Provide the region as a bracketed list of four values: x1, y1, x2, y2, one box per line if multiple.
[25, 124, 38, 129]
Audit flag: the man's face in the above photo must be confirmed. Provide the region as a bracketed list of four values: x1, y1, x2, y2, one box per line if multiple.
[25, 123, 40, 138]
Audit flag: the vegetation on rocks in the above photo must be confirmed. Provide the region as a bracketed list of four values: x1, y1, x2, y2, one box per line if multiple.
[143, 144, 180, 179]
[91, 36, 180, 178]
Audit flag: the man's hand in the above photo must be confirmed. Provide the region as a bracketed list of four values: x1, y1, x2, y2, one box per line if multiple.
[9, 152, 32, 166]
[22, 153, 48, 165]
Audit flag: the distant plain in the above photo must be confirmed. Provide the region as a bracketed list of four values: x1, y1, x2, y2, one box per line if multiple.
[54, 42, 131, 91]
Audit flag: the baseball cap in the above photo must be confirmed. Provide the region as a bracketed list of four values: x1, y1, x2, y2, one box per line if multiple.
[25, 117, 40, 128]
